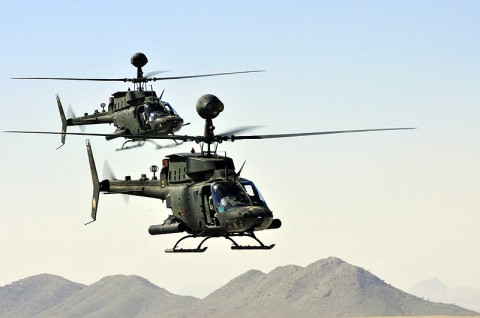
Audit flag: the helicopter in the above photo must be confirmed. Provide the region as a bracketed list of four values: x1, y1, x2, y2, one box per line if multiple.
[81, 94, 415, 252]
[12, 52, 263, 150]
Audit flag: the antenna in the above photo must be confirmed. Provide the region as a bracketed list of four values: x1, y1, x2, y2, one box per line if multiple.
[224, 151, 227, 180]
[150, 165, 159, 180]
[236, 161, 246, 180]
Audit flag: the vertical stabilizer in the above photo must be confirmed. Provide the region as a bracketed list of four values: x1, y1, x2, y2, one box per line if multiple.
[56, 95, 67, 148]
[85, 139, 100, 224]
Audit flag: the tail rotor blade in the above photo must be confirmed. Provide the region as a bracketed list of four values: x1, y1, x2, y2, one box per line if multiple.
[67, 104, 86, 133]
[67, 104, 76, 118]
[103, 160, 116, 180]
[102, 161, 129, 204]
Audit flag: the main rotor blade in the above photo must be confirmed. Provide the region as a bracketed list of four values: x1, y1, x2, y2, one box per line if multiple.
[143, 70, 168, 78]
[11, 70, 264, 82]
[217, 125, 264, 136]
[218, 127, 416, 141]
[150, 70, 265, 81]
[4, 127, 415, 143]
[4, 130, 201, 142]
[11, 77, 131, 82]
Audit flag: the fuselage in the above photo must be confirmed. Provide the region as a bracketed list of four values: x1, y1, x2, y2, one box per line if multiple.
[67, 89, 184, 138]
[98, 152, 278, 236]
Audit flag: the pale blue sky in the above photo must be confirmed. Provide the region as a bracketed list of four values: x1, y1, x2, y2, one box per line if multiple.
[1, 0, 479, 295]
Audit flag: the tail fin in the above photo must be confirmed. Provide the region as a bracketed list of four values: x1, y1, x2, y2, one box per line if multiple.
[85, 139, 100, 225]
[56, 95, 67, 149]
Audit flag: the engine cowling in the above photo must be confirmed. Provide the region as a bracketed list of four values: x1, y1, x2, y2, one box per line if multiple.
[196, 94, 224, 119]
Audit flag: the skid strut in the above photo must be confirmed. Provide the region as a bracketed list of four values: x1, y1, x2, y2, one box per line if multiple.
[165, 232, 275, 253]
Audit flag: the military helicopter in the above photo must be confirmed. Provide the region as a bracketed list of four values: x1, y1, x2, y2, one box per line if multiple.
[82, 94, 414, 252]
[11, 52, 263, 150]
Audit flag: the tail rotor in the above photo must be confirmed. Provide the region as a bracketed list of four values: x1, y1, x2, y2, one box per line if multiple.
[66, 104, 86, 133]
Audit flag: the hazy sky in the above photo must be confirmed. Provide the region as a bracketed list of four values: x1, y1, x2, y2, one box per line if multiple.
[1, 0, 479, 295]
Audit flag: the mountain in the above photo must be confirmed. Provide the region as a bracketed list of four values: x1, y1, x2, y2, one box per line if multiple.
[410, 278, 480, 313]
[35, 275, 198, 318]
[0, 274, 85, 318]
[1, 258, 478, 318]
[166, 257, 479, 318]
[0, 274, 197, 318]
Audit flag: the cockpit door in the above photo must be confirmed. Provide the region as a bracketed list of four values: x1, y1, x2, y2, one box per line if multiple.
[201, 185, 218, 226]
[136, 105, 150, 131]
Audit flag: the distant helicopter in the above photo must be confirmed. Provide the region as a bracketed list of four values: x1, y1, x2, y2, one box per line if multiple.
[12, 52, 263, 150]
[81, 94, 415, 252]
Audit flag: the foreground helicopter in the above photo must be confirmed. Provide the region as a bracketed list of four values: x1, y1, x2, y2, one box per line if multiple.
[12, 52, 262, 150]
[81, 94, 414, 252]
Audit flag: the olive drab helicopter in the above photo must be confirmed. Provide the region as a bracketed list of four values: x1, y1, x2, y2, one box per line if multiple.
[82, 94, 415, 252]
[11, 52, 263, 150]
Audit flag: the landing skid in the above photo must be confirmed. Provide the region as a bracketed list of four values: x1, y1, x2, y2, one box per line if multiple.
[165, 232, 275, 253]
[116, 139, 183, 151]
[116, 140, 146, 151]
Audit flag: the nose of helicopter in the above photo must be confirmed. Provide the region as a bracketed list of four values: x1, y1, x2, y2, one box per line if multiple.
[152, 116, 184, 132]
[222, 205, 273, 232]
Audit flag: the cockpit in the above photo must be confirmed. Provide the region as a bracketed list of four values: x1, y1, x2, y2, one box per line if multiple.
[211, 181, 251, 213]
[144, 101, 179, 123]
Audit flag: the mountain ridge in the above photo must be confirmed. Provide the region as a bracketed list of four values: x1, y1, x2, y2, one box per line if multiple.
[1, 258, 478, 318]
[410, 278, 480, 313]
[0, 274, 85, 318]
[162, 257, 478, 317]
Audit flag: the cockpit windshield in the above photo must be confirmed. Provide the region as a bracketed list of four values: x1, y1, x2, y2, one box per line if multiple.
[145, 101, 178, 122]
[211, 181, 251, 213]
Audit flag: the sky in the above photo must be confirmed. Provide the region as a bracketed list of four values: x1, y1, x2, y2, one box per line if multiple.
[1, 0, 479, 297]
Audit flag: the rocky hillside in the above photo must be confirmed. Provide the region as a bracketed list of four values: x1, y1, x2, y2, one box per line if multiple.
[0, 274, 84, 318]
[0, 274, 197, 318]
[1, 258, 478, 318]
[36, 275, 198, 318]
[167, 257, 478, 318]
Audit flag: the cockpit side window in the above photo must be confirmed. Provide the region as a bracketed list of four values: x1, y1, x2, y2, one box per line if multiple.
[240, 180, 268, 207]
[163, 102, 179, 116]
[211, 181, 251, 213]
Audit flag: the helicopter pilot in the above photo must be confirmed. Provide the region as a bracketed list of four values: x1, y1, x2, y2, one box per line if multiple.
[211, 182, 250, 213]
[145, 102, 167, 123]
